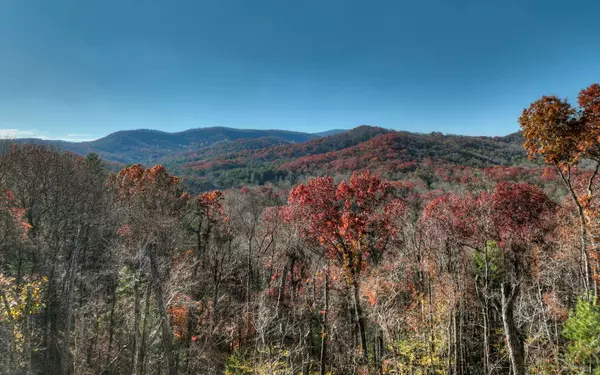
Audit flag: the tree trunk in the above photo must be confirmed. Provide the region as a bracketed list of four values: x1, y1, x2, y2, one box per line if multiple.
[245, 238, 253, 344]
[320, 271, 329, 375]
[378, 332, 384, 375]
[352, 278, 369, 361]
[501, 282, 525, 375]
[276, 257, 290, 315]
[132, 274, 141, 375]
[135, 282, 151, 375]
[148, 248, 178, 375]
[483, 242, 490, 375]
[185, 225, 208, 374]
[185, 265, 198, 374]
[428, 279, 435, 375]
[453, 308, 459, 375]
[106, 285, 117, 371]
[62, 227, 81, 375]
[580, 218, 592, 298]
[483, 302, 490, 375]
[557, 165, 593, 295]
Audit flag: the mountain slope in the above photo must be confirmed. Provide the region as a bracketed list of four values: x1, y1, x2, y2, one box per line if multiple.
[180, 125, 392, 170]
[172, 126, 528, 190]
[277, 131, 526, 174]
[312, 129, 349, 137]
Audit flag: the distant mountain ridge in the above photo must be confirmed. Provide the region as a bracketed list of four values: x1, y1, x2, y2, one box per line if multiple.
[178, 125, 392, 169]
[9, 127, 323, 164]
[312, 129, 349, 137]
[4, 125, 529, 191]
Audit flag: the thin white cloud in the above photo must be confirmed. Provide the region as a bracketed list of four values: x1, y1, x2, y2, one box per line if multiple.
[0, 129, 93, 142]
[0, 129, 47, 139]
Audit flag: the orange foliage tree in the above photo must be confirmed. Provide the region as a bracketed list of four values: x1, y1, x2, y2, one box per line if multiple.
[519, 84, 600, 294]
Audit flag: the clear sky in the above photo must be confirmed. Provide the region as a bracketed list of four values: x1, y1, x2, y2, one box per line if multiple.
[0, 0, 598, 141]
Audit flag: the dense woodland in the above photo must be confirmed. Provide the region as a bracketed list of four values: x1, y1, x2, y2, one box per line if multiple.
[0, 83, 599, 375]
[168, 125, 527, 192]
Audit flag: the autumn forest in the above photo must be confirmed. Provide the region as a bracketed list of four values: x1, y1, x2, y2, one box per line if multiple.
[2, 83, 600, 375]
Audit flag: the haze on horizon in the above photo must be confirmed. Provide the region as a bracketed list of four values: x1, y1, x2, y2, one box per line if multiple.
[0, 0, 598, 141]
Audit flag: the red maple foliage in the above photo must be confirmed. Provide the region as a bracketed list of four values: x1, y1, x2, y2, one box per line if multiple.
[284, 170, 405, 280]
[490, 182, 555, 247]
[422, 182, 555, 251]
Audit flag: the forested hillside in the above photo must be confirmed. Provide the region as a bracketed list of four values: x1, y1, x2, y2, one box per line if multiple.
[0, 83, 599, 375]
[6, 125, 530, 192]
[166, 126, 528, 191]
[176, 129, 528, 191]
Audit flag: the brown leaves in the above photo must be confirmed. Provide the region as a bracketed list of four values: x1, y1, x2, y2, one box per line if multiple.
[519, 83, 600, 165]
[542, 291, 568, 321]
[113, 164, 188, 216]
[519, 95, 582, 166]
[578, 83, 600, 124]
[578, 83, 600, 159]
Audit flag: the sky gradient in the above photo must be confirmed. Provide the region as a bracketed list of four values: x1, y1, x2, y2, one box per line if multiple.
[0, 0, 599, 141]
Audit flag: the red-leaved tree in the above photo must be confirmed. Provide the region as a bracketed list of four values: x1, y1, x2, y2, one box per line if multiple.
[283, 170, 404, 361]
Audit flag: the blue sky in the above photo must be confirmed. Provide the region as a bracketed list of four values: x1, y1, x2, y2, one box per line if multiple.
[0, 0, 598, 141]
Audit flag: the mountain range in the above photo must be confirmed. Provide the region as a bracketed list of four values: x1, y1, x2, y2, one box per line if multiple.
[9, 127, 325, 164]
[5, 125, 529, 190]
